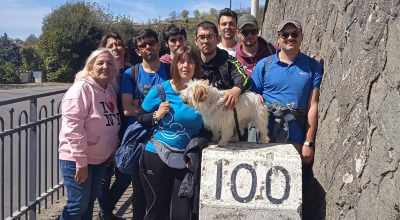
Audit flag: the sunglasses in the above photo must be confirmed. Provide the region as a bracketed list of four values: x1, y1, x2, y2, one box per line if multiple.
[278, 31, 301, 39]
[240, 29, 258, 37]
[137, 40, 157, 49]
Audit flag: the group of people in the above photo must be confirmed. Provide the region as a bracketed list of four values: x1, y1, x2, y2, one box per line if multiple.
[58, 7, 323, 220]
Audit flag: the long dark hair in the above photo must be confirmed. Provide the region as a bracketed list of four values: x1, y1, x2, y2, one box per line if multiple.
[98, 32, 129, 64]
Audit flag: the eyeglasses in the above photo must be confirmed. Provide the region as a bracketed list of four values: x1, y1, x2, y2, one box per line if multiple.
[278, 31, 301, 39]
[240, 29, 258, 37]
[196, 34, 216, 42]
[137, 40, 157, 49]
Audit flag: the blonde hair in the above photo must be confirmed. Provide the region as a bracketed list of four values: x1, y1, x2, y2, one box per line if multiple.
[75, 48, 118, 86]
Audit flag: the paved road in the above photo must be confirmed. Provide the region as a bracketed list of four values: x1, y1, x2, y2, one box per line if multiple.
[0, 85, 70, 219]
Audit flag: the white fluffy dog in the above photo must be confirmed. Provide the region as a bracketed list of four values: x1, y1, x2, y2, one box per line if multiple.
[179, 79, 270, 147]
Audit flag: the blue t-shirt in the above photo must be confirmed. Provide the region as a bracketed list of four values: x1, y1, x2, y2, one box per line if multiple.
[251, 51, 323, 143]
[141, 80, 203, 153]
[120, 63, 168, 126]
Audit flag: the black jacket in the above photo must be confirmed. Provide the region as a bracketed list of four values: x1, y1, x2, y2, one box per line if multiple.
[178, 126, 211, 216]
[200, 47, 251, 93]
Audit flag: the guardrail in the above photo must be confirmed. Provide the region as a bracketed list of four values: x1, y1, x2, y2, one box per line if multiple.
[0, 89, 68, 220]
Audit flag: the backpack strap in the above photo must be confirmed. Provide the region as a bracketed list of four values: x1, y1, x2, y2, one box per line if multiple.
[155, 84, 166, 102]
[262, 55, 275, 79]
[130, 63, 140, 91]
[309, 57, 317, 75]
[266, 43, 277, 56]
[219, 61, 231, 88]
[164, 63, 172, 80]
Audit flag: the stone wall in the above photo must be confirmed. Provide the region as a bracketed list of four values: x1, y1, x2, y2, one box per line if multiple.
[261, 0, 400, 219]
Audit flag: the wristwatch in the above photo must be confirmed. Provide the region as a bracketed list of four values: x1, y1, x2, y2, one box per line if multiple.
[304, 141, 315, 148]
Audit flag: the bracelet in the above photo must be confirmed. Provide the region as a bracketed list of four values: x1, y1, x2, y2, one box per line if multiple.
[153, 111, 158, 124]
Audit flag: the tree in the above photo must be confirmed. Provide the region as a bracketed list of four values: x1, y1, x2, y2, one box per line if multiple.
[0, 62, 21, 84]
[0, 33, 21, 66]
[210, 8, 217, 18]
[19, 42, 41, 71]
[169, 11, 177, 22]
[193, 10, 200, 19]
[39, 0, 138, 82]
[40, 28, 75, 82]
[25, 34, 39, 45]
[181, 10, 189, 19]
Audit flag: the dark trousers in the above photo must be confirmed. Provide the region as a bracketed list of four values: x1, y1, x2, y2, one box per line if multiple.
[140, 150, 191, 220]
[97, 166, 132, 217]
[132, 171, 146, 220]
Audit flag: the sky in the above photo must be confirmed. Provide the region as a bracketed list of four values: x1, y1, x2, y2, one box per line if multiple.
[0, 0, 254, 40]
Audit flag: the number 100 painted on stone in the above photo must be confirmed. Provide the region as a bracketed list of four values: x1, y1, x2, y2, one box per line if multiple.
[199, 143, 303, 220]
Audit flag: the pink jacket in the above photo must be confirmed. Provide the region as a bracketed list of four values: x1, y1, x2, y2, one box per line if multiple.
[59, 77, 121, 168]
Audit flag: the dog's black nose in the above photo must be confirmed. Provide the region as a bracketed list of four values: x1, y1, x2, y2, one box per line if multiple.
[182, 100, 188, 104]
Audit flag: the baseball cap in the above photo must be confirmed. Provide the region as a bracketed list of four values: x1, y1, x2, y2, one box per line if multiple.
[277, 19, 302, 32]
[237, 14, 258, 29]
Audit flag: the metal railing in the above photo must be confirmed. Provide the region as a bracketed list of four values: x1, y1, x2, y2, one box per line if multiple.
[0, 89, 68, 220]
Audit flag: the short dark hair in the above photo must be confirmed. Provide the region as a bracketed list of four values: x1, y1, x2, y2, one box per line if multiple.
[133, 28, 158, 49]
[98, 32, 129, 64]
[171, 46, 202, 85]
[195, 21, 218, 36]
[163, 24, 187, 43]
[218, 8, 238, 24]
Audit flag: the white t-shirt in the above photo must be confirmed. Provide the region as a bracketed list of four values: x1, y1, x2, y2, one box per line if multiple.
[217, 42, 239, 57]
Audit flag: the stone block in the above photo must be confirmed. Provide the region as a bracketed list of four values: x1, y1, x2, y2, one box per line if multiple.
[200, 143, 302, 220]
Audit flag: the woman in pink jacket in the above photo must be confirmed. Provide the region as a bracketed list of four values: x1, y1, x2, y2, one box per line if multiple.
[58, 48, 121, 220]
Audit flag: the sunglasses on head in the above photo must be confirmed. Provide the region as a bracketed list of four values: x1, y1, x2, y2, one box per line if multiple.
[137, 40, 157, 49]
[240, 29, 258, 37]
[278, 31, 301, 39]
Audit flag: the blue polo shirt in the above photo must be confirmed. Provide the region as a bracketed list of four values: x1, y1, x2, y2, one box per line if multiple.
[120, 63, 168, 126]
[251, 50, 323, 143]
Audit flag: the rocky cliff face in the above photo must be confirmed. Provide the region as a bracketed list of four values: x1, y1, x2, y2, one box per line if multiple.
[262, 0, 400, 219]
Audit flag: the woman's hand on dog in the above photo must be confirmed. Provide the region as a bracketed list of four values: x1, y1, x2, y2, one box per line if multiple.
[256, 94, 265, 103]
[156, 101, 170, 120]
[223, 87, 241, 111]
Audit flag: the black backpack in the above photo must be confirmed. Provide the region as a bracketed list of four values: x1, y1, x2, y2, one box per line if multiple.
[130, 63, 172, 90]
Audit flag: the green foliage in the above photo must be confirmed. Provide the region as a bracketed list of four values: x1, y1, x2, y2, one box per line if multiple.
[0, 62, 21, 84]
[0, 33, 21, 66]
[47, 63, 74, 82]
[40, 0, 138, 82]
[19, 42, 42, 71]
[181, 10, 189, 19]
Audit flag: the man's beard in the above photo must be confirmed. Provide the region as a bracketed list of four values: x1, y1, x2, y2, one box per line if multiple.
[244, 39, 257, 47]
[142, 53, 158, 62]
[201, 47, 216, 56]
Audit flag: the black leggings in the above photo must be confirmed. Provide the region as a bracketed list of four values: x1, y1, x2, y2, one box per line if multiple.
[140, 150, 191, 220]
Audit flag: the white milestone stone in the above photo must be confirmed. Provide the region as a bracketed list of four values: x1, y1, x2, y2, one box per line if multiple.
[199, 143, 302, 220]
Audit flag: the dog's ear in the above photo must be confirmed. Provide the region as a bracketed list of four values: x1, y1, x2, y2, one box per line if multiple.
[201, 79, 209, 86]
[193, 85, 208, 103]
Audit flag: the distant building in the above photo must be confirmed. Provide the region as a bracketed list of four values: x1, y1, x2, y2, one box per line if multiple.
[13, 38, 24, 46]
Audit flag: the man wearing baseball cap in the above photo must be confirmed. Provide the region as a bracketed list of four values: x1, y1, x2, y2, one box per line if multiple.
[251, 18, 323, 217]
[235, 14, 278, 78]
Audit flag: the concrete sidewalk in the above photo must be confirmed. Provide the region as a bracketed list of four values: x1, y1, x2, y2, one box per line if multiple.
[37, 179, 134, 220]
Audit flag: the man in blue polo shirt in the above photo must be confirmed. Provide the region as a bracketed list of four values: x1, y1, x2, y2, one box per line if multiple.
[251, 18, 323, 218]
[251, 19, 323, 163]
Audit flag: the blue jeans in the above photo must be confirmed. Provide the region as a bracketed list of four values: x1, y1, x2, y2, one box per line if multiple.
[59, 160, 107, 220]
[97, 166, 132, 217]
